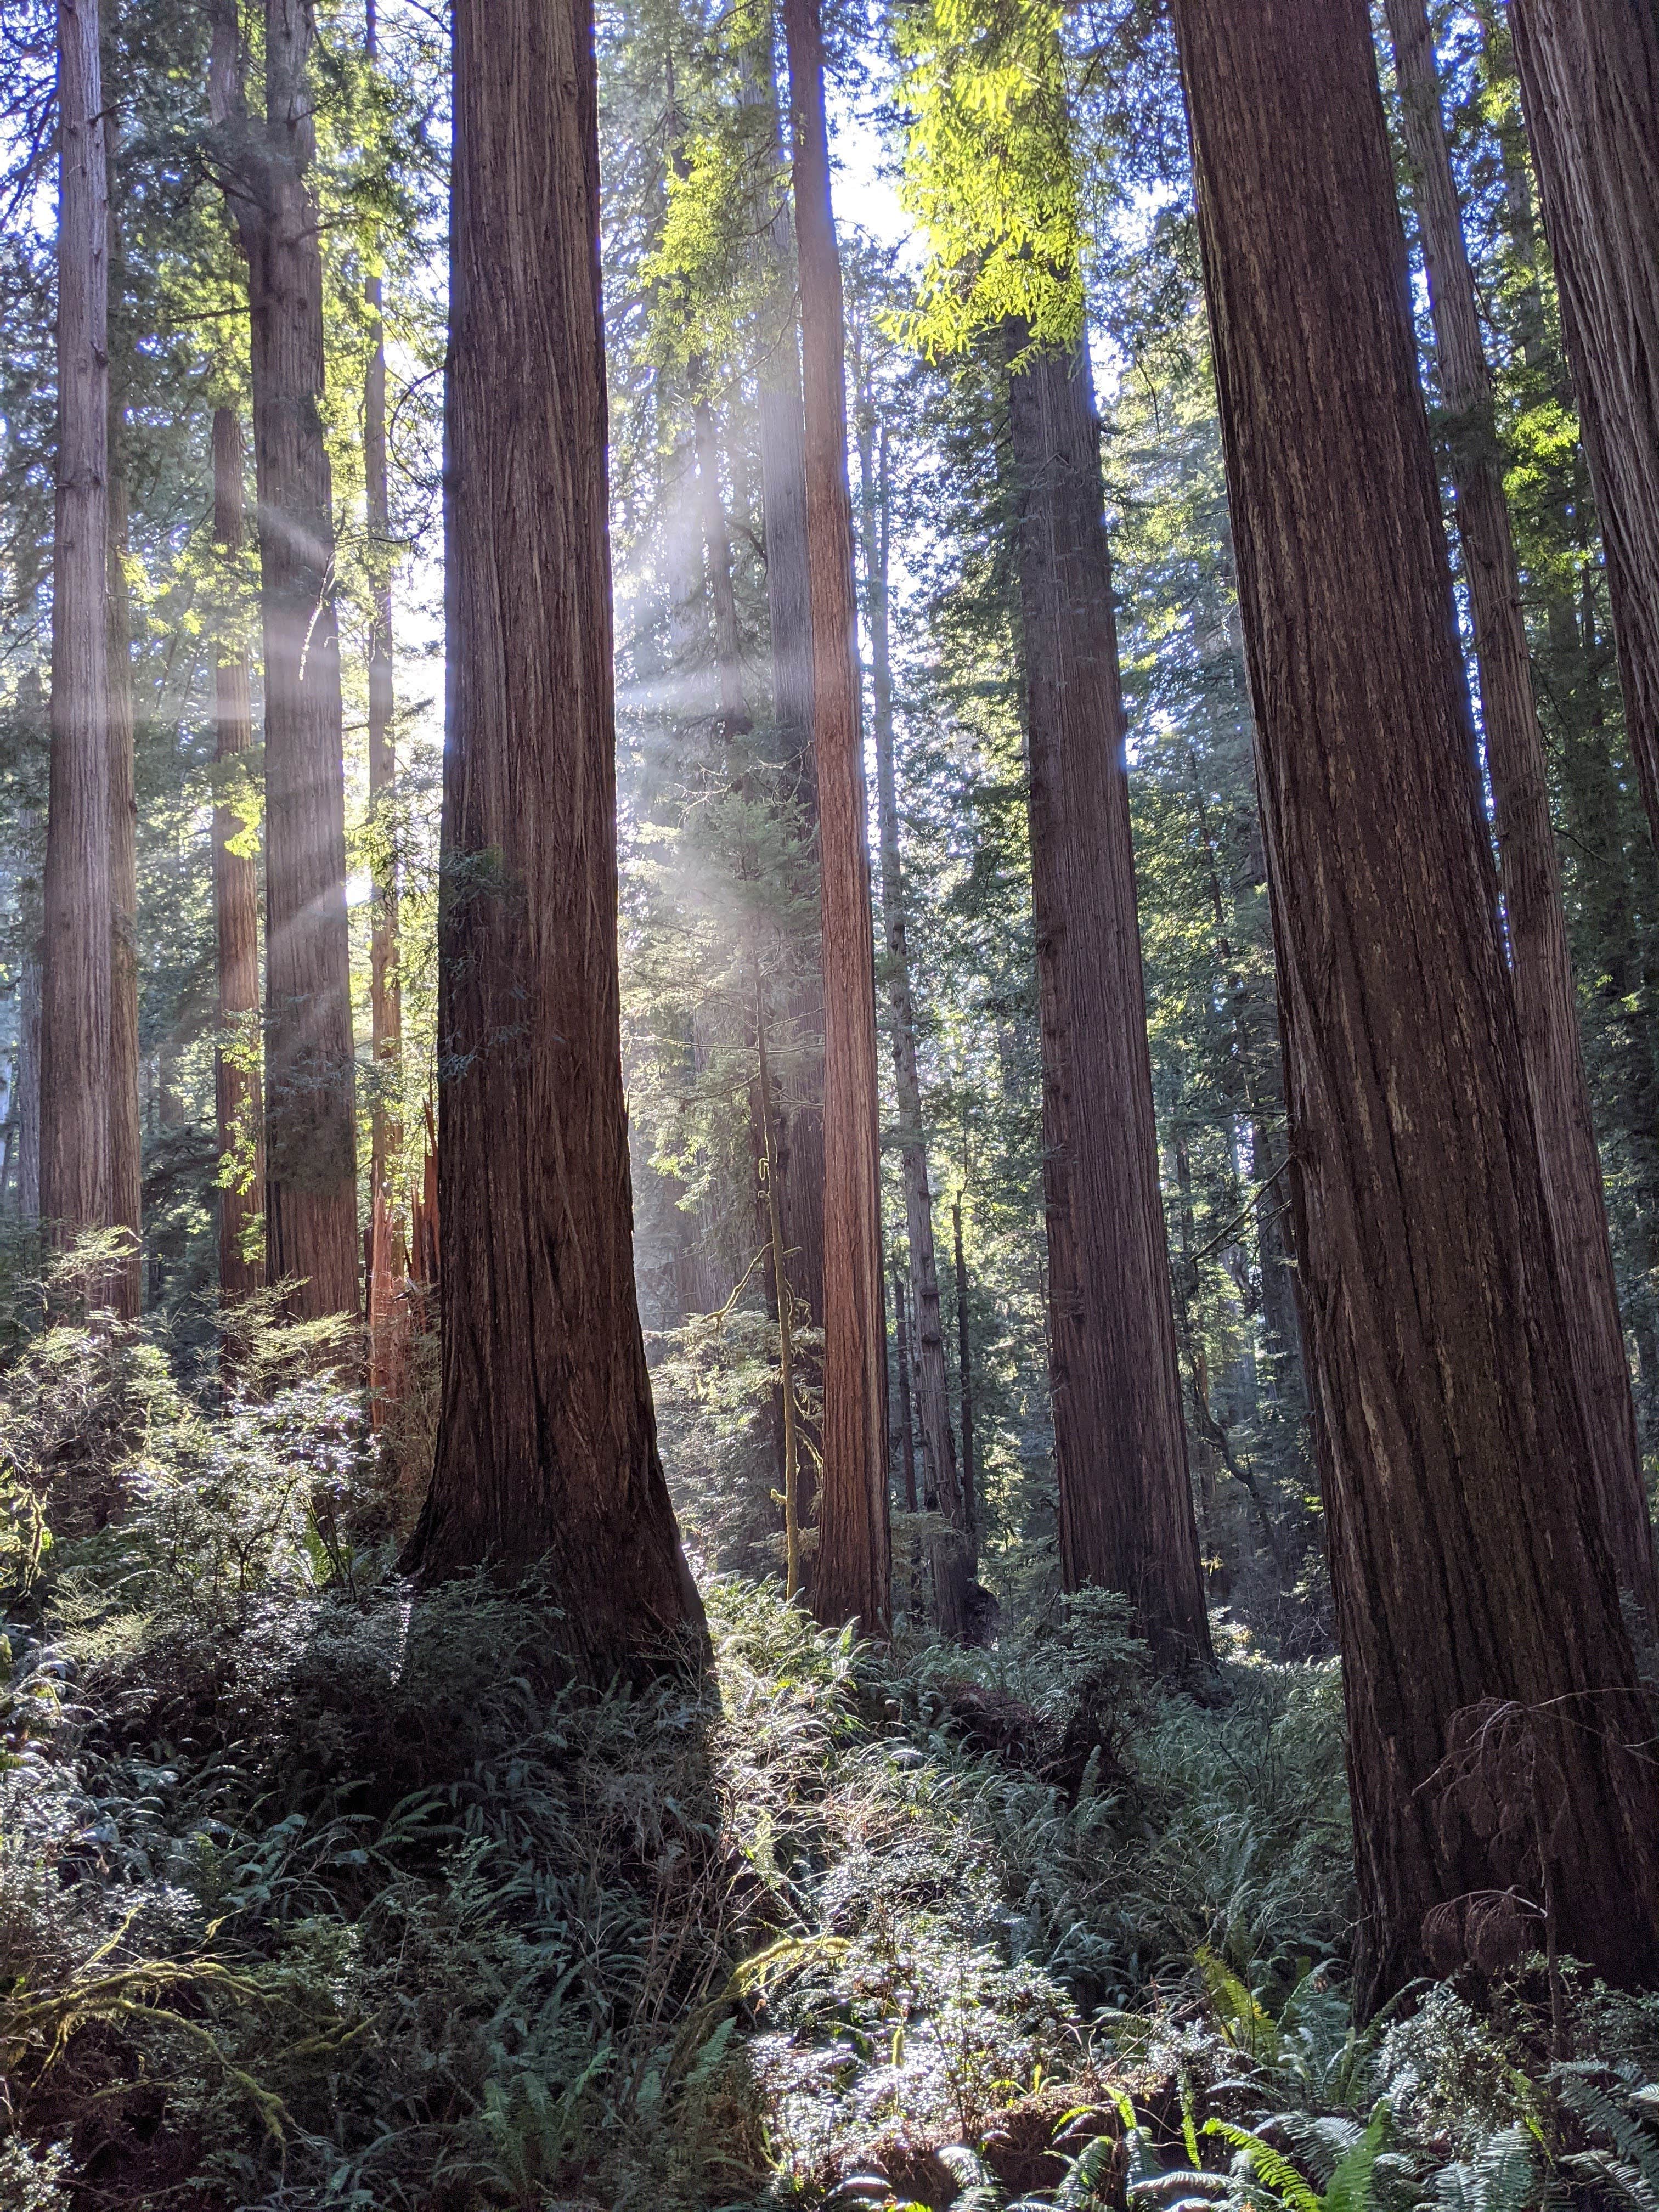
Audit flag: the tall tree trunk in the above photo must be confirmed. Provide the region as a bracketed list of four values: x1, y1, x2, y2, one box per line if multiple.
[1169, 0, 1659, 2012]
[1505, 0, 1659, 849]
[104, 109, 141, 1319]
[403, 0, 703, 1673]
[952, 1189, 979, 1576]
[212, 0, 358, 1317]
[212, 407, 265, 1308]
[859, 394, 968, 1635]
[757, 976, 802, 1599]
[41, 0, 112, 1253]
[893, 1261, 919, 1513]
[1384, 0, 1655, 1618]
[365, 0, 408, 1411]
[1005, 326, 1212, 1675]
[742, 17, 825, 1365]
[781, 0, 890, 1635]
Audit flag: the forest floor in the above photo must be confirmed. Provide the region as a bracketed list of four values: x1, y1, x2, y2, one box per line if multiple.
[3, 1310, 1658, 2210]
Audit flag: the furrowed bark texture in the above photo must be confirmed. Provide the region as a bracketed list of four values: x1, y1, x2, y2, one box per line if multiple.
[405, 0, 703, 1672]
[860, 402, 968, 1637]
[41, 0, 112, 1246]
[1384, 0, 1655, 1617]
[227, 1, 358, 1316]
[211, 408, 265, 1307]
[782, 0, 891, 1636]
[1170, 0, 1659, 2012]
[1006, 330, 1212, 1675]
[1506, 0, 1659, 848]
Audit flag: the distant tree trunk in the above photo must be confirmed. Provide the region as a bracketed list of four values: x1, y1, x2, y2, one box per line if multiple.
[1506, 0, 1659, 849]
[757, 975, 802, 1598]
[104, 114, 141, 1319]
[403, 0, 703, 1673]
[859, 395, 968, 1635]
[893, 1261, 919, 1521]
[212, 0, 358, 1317]
[781, 0, 891, 1637]
[742, 16, 825, 1363]
[1170, 0, 1659, 2012]
[41, 0, 112, 1252]
[18, 895, 41, 1222]
[211, 407, 265, 1309]
[1384, 0, 1655, 1619]
[365, 0, 408, 1413]
[952, 1189, 978, 1575]
[1005, 326, 1212, 1675]
[690, 388, 748, 736]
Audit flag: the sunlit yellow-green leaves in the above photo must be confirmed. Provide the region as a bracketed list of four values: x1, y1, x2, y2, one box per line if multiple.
[894, 0, 1085, 363]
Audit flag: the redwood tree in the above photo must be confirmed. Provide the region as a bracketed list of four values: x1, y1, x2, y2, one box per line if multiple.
[40, 0, 113, 1250]
[1170, 0, 1659, 2010]
[1383, 0, 1654, 1617]
[403, 0, 703, 1672]
[1506, 0, 1659, 850]
[781, 0, 892, 1635]
[211, 407, 264, 1308]
[859, 391, 968, 1636]
[211, 0, 358, 1318]
[105, 118, 140, 1319]
[1007, 329, 1212, 1675]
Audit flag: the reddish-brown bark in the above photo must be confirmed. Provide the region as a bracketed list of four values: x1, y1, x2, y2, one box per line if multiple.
[1506, 0, 1659, 851]
[1006, 329, 1212, 1675]
[211, 407, 265, 1310]
[403, 0, 703, 1673]
[212, 1, 359, 1318]
[859, 392, 968, 1636]
[1170, 0, 1659, 2011]
[781, 0, 891, 1637]
[1383, 0, 1654, 1619]
[41, 0, 113, 1252]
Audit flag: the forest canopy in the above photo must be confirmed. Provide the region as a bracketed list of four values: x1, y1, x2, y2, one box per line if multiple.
[3, 0, 1659, 2205]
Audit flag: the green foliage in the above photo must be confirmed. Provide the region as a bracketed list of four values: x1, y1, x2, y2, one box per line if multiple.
[894, 0, 1084, 360]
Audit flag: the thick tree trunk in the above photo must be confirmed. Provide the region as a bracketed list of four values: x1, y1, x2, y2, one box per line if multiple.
[212, 0, 358, 1317]
[859, 399, 968, 1635]
[1005, 327, 1212, 1674]
[403, 0, 703, 1673]
[1170, 0, 1659, 2012]
[211, 408, 265, 1308]
[1506, 0, 1659, 849]
[41, 0, 112, 1252]
[781, 0, 891, 1637]
[1384, 0, 1655, 1618]
[364, 11, 408, 1410]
